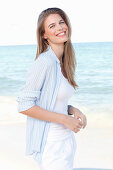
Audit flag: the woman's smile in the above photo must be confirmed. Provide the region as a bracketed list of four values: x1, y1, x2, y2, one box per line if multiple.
[56, 31, 67, 37]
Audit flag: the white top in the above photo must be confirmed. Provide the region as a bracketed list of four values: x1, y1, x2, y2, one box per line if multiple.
[47, 72, 75, 141]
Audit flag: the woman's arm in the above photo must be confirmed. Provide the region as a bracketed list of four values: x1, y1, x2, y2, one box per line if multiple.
[20, 105, 65, 124]
[20, 105, 83, 133]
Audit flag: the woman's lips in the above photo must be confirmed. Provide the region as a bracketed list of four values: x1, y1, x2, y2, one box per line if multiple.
[56, 31, 66, 37]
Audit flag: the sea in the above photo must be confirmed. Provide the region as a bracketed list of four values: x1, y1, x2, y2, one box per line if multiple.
[0, 42, 113, 116]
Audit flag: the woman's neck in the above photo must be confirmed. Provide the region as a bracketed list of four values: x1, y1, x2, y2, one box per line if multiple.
[49, 44, 64, 64]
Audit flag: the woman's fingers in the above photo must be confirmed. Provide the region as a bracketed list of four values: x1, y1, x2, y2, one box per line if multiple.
[74, 127, 81, 133]
[80, 114, 87, 128]
[73, 119, 83, 133]
[82, 115, 87, 128]
[63, 115, 85, 133]
[76, 113, 87, 129]
[77, 120, 83, 128]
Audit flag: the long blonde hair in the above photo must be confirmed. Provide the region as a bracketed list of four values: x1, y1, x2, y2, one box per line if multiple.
[35, 7, 78, 89]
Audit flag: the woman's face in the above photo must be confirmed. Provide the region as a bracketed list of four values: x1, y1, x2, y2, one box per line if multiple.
[43, 14, 69, 46]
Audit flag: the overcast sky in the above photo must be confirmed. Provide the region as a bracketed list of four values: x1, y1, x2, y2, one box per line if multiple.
[0, 0, 113, 45]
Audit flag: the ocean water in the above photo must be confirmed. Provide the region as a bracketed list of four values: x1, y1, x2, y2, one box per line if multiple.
[0, 42, 113, 114]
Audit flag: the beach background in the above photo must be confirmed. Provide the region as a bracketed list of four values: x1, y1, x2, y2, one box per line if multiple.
[0, 0, 113, 169]
[0, 42, 113, 170]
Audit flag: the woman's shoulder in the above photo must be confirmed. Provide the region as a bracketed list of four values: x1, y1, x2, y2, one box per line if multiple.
[28, 49, 55, 74]
[35, 49, 55, 67]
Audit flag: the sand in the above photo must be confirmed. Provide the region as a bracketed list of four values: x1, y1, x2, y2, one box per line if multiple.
[0, 96, 113, 170]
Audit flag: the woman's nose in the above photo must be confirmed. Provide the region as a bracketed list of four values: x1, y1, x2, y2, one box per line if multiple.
[56, 24, 63, 31]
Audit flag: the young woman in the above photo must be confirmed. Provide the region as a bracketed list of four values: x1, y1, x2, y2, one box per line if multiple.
[17, 7, 87, 170]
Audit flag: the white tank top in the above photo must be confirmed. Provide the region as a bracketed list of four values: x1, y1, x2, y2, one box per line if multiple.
[47, 72, 75, 141]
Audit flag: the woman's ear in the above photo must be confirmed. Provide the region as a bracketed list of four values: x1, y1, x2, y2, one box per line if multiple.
[43, 33, 47, 39]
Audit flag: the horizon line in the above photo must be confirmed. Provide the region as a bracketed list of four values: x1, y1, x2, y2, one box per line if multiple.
[0, 40, 113, 47]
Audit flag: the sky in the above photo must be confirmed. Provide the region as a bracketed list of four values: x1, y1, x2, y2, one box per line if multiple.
[0, 0, 113, 45]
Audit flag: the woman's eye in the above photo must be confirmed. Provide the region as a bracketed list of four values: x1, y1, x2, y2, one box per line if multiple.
[49, 21, 65, 28]
[50, 25, 55, 28]
[60, 21, 65, 24]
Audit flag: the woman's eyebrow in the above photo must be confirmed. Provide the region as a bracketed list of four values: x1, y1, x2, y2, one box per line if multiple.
[48, 23, 55, 28]
[48, 19, 64, 28]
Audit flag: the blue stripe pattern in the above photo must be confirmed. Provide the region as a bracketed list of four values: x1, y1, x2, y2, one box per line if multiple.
[16, 45, 71, 163]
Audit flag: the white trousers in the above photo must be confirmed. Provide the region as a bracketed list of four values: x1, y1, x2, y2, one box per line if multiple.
[38, 132, 76, 170]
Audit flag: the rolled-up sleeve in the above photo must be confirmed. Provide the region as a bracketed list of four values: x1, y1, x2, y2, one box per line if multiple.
[16, 56, 48, 112]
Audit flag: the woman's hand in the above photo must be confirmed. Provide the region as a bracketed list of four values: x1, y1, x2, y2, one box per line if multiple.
[68, 106, 87, 129]
[63, 115, 83, 133]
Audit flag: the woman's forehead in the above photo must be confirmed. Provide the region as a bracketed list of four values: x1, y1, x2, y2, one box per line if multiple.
[44, 14, 63, 26]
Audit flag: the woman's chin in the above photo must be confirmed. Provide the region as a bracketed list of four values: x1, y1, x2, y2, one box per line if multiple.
[57, 38, 69, 44]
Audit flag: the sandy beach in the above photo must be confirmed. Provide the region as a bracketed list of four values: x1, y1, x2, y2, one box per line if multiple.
[0, 96, 113, 170]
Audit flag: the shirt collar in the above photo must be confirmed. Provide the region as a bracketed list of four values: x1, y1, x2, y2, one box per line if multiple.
[47, 45, 60, 64]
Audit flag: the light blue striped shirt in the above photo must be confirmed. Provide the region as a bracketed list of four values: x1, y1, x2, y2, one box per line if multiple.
[17, 45, 73, 163]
